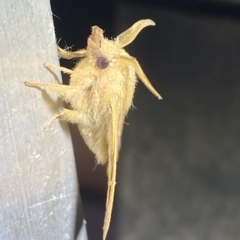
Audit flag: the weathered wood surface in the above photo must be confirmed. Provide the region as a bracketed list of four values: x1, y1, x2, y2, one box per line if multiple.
[0, 1, 86, 239]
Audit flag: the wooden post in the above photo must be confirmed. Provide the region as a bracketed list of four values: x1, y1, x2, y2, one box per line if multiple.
[0, 1, 87, 239]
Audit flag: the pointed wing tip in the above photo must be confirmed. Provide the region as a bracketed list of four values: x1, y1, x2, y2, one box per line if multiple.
[153, 91, 162, 100]
[143, 19, 156, 26]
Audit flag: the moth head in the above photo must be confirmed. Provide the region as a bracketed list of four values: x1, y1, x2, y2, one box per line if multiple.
[87, 26, 109, 68]
[87, 26, 104, 49]
[87, 25, 118, 70]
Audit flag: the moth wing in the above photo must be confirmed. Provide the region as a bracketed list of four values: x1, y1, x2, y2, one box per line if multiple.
[117, 19, 155, 48]
[103, 103, 123, 240]
[119, 55, 162, 100]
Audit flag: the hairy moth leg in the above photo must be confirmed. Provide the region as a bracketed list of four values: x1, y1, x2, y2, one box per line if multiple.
[45, 108, 81, 129]
[25, 81, 78, 102]
[25, 81, 81, 128]
[44, 62, 73, 75]
[58, 47, 86, 59]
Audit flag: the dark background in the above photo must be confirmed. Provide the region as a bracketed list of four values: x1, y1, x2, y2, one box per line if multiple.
[50, 1, 240, 239]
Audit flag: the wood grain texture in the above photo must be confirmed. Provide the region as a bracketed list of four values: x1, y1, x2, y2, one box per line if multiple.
[0, 0, 85, 239]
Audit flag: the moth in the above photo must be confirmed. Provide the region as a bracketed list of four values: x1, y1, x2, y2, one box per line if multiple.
[25, 19, 162, 240]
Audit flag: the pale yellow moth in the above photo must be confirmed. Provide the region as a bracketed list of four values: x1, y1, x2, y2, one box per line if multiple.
[26, 19, 162, 240]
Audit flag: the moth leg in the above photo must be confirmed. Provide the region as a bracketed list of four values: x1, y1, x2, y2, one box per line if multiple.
[25, 81, 48, 87]
[25, 81, 78, 103]
[45, 108, 81, 129]
[58, 47, 86, 59]
[45, 112, 62, 130]
[44, 62, 73, 75]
